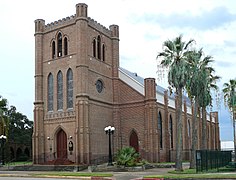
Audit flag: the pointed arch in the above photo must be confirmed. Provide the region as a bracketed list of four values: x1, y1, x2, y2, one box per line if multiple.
[102, 44, 105, 61]
[129, 129, 139, 152]
[52, 41, 56, 59]
[64, 37, 68, 56]
[16, 148, 23, 161]
[48, 73, 54, 111]
[56, 129, 67, 159]
[158, 111, 163, 149]
[187, 119, 191, 137]
[67, 68, 73, 109]
[24, 147, 30, 158]
[169, 114, 173, 149]
[57, 71, 63, 110]
[10, 147, 14, 160]
[97, 35, 101, 60]
[57, 32, 62, 57]
[92, 38, 96, 58]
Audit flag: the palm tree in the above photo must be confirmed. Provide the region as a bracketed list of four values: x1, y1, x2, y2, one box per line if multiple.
[198, 63, 220, 150]
[185, 49, 203, 168]
[223, 79, 236, 161]
[186, 49, 220, 168]
[157, 35, 195, 171]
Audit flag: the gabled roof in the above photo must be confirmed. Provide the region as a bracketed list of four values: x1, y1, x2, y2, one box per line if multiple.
[119, 67, 191, 105]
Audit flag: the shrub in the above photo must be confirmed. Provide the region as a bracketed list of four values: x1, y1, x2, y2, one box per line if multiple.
[115, 146, 140, 167]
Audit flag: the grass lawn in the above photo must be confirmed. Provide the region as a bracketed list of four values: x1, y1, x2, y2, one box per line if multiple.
[6, 161, 33, 166]
[33, 172, 113, 178]
[145, 167, 236, 179]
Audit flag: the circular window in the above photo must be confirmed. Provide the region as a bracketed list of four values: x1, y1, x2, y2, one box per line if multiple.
[96, 79, 103, 93]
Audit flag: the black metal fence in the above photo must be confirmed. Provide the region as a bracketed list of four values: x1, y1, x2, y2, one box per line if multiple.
[196, 150, 232, 173]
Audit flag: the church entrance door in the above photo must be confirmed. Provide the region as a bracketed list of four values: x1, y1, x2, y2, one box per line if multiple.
[129, 130, 139, 152]
[57, 129, 67, 159]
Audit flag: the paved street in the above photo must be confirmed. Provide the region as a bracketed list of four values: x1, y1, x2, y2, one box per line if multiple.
[0, 167, 173, 180]
[0, 178, 73, 180]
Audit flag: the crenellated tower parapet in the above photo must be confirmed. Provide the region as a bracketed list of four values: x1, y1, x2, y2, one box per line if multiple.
[88, 17, 111, 36]
[44, 15, 76, 31]
[35, 19, 45, 34]
[76, 3, 88, 18]
[109, 24, 119, 39]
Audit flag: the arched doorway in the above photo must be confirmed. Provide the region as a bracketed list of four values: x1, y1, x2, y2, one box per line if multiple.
[129, 130, 139, 152]
[57, 129, 67, 159]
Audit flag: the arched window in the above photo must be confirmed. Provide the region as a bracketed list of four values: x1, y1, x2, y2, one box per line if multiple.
[93, 38, 96, 58]
[158, 111, 163, 149]
[169, 115, 173, 149]
[57, 32, 62, 57]
[48, 73, 53, 111]
[97, 35, 101, 60]
[67, 69, 73, 109]
[102, 44, 105, 61]
[64, 37, 68, 56]
[57, 71, 63, 110]
[52, 41, 56, 59]
[187, 120, 191, 137]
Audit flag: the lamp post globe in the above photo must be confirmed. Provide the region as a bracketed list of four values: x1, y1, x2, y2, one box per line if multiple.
[104, 125, 115, 166]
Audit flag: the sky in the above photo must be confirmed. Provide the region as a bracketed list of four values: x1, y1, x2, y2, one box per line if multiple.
[0, 0, 235, 141]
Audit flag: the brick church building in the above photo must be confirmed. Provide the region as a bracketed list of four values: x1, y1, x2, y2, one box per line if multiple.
[33, 3, 220, 165]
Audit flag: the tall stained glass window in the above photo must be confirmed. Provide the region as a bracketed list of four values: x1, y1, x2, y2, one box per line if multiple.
[57, 71, 63, 110]
[48, 73, 53, 111]
[169, 115, 173, 149]
[158, 112, 163, 149]
[67, 69, 73, 109]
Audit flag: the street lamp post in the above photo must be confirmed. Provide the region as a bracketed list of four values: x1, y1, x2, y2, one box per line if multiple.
[0, 134, 7, 165]
[104, 126, 115, 166]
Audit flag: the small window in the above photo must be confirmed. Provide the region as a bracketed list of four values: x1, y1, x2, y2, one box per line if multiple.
[96, 79, 103, 93]
[64, 37, 68, 56]
[52, 41, 56, 59]
[93, 39, 96, 58]
[57, 32, 62, 57]
[97, 36, 101, 60]
[102, 44, 105, 61]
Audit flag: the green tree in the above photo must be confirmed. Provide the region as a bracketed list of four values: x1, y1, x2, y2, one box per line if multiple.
[157, 35, 195, 171]
[8, 105, 33, 146]
[223, 79, 236, 161]
[0, 95, 9, 137]
[186, 49, 220, 168]
[197, 61, 220, 150]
